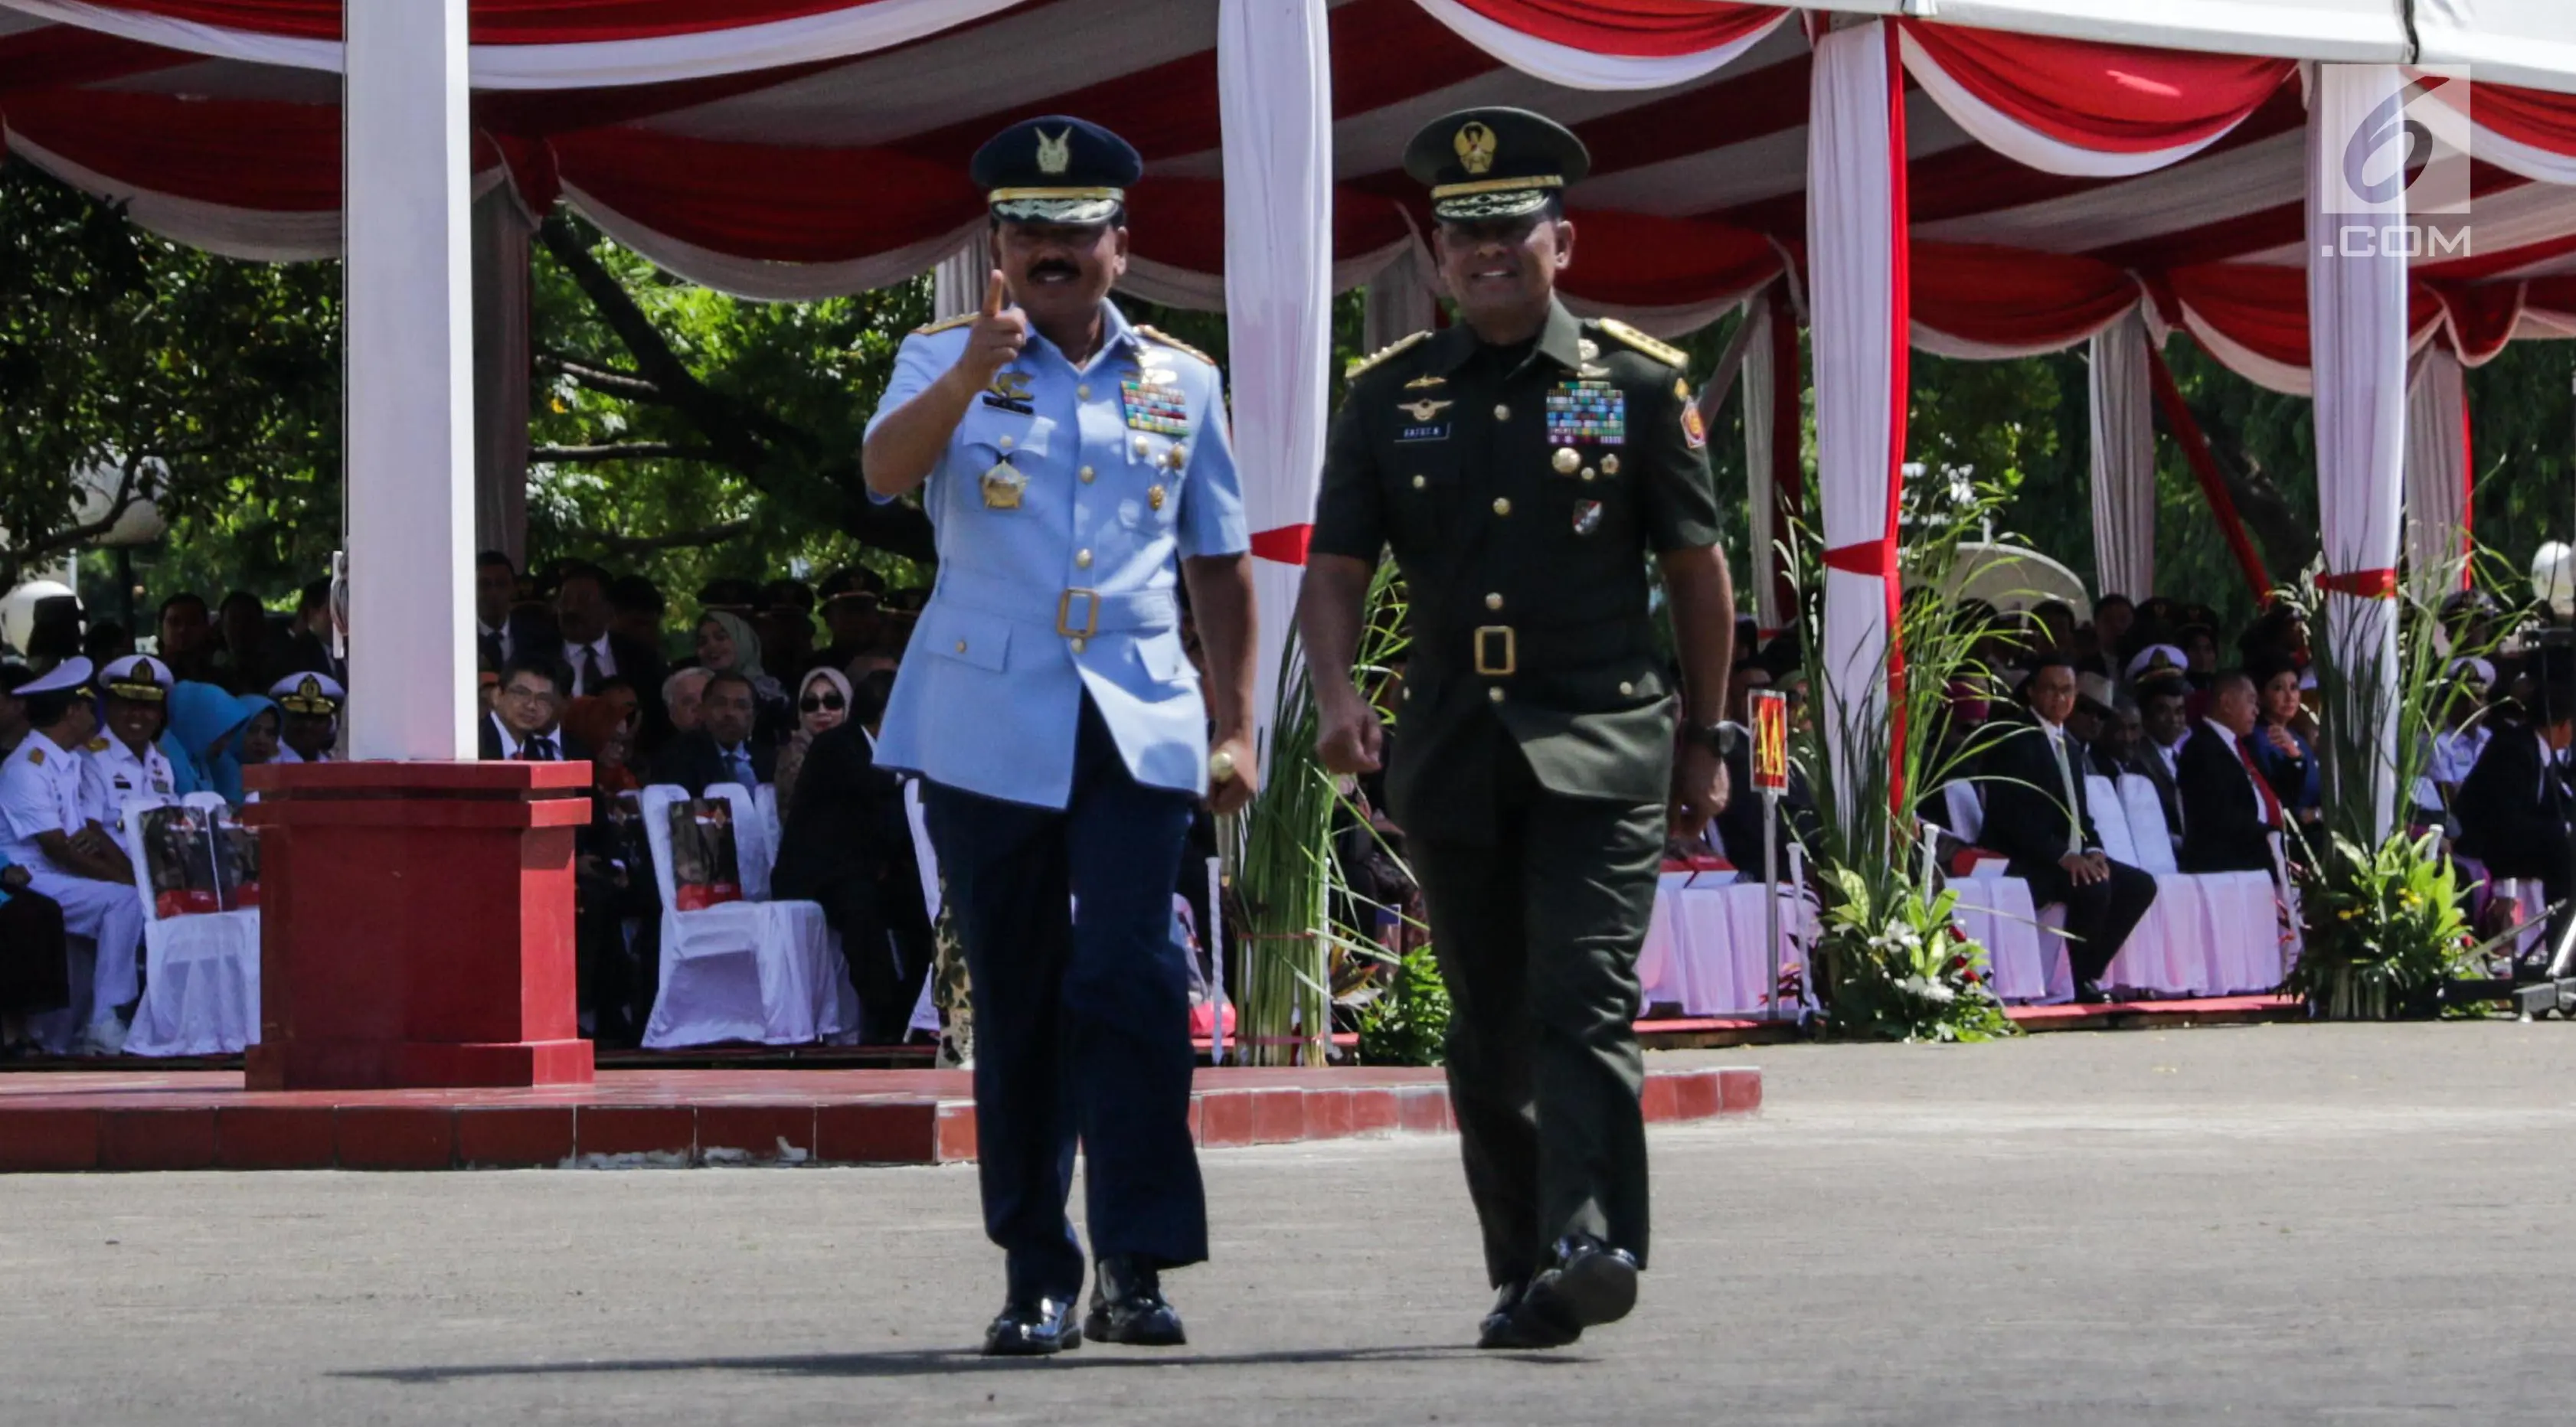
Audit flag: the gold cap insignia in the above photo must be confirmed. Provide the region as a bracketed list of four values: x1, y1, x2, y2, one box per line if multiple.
[1035, 127, 1072, 176]
[1455, 121, 1496, 176]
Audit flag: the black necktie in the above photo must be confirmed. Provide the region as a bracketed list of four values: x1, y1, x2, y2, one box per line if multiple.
[579, 645, 603, 696]
[527, 736, 557, 762]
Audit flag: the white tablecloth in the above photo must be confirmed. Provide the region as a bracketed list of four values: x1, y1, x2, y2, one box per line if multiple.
[1641, 881, 1813, 1018]
[1949, 876, 2072, 1005]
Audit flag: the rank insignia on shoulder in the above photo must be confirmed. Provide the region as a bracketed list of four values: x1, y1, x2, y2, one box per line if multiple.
[1681, 401, 1708, 450]
[1347, 330, 1430, 379]
[913, 312, 977, 337]
[25, 746, 40, 766]
[1136, 324, 1217, 368]
[1597, 318, 1689, 371]
[83, 736, 109, 753]
[981, 461, 1028, 510]
[982, 370, 1035, 413]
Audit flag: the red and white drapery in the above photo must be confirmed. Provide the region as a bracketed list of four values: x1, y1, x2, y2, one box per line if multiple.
[2402, 346, 2472, 599]
[2087, 309, 2155, 602]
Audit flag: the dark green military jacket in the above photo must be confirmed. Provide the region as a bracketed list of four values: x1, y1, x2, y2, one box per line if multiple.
[1310, 298, 1723, 840]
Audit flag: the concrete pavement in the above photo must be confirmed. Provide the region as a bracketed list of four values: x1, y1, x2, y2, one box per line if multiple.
[5, 1022, 2574, 1424]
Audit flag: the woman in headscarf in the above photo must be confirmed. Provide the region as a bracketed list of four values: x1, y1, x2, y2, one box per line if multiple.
[773, 666, 852, 812]
[166, 681, 254, 804]
[695, 609, 790, 743]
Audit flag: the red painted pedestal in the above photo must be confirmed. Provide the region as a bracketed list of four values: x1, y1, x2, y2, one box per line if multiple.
[241, 762, 595, 1089]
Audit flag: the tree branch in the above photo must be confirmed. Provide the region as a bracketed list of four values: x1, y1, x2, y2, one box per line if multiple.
[534, 349, 675, 403]
[530, 442, 721, 464]
[588, 519, 754, 557]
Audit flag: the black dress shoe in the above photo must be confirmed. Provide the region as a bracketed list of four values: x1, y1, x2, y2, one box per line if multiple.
[1084, 1254, 1187, 1347]
[1522, 1235, 1639, 1333]
[1476, 1278, 1580, 1350]
[984, 1296, 1084, 1357]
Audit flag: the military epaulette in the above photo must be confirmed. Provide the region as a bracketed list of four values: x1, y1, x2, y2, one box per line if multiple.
[1136, 325, 1218, 368]
[25, 746, 40, 766]
[1345, 330, 1430, 380]
[81, 736, 109, 754]
[910, 312, 977, 338]
[1594, 318, 1690, 372]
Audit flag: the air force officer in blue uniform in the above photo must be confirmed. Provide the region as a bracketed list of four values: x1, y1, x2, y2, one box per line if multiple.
[861, 116, 1258, 1357]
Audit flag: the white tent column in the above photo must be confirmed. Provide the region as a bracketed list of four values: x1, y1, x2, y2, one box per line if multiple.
[1217, 0, 1332, 743]
[1739, 282, 1803, 636]
[2402, 343, 2470, 596]
[1806, 18, 1909, 821]
[2306, 62, 2410, 838]
[2087, 309, 2156, 602]
[345, 0, 476, 760]
[930, 230, 995, 322]
[472, 184, 534, 567]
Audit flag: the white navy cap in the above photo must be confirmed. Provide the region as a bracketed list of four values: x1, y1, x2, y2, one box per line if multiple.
[270, 671, 345, 714]
[11, 656, 93, 697]
[100, 655, 173, 702]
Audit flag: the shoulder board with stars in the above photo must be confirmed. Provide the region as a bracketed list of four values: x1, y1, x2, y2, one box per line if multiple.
[82, 736, 110, 754]
[910, 312, 977, 338]
[1344, 329, 1431, 381]
[1594, 318, 1690, 372]
[1136, 325, 1218, 368]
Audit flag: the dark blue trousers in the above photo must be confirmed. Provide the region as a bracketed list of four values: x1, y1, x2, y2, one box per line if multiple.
[921, 699, 1206, 1303]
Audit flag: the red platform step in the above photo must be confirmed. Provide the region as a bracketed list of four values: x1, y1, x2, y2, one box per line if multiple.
[0, 1065, 1760, 1173]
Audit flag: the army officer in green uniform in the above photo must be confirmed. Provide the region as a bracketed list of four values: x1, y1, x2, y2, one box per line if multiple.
[1296, 108, 1736, 1351]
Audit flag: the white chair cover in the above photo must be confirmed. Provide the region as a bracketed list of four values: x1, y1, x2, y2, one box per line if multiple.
[1641, 882, 1815, 1017]
[115, 795, 260, 1057]
[1942, 780, 1983, 842]
[2084, 773, 2140, 866]
[2117, 776, 2181, 875]
[752, 782, 783, 860]
[1950, 875, 2069, 1004]
[709, 779, 858, 1038]
[637, 783, 848, 1048]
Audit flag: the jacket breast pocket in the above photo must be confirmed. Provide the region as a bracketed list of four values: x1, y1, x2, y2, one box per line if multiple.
[958, 405, 1045, 465]
[1389, 446, 1463, 552]
[917, 606, 1012, 673]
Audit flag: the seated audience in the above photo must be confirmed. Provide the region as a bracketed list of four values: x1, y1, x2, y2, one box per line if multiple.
[2177, 671, 2297, 874]
[2249, 655, 2320, 828]
[0, 660, 144, 1056]
[695, 610, 791, 743]
[79, 655, 177, 828]
[561, 694, 652, 1044]
[269, 672, 345, 763]
[0, 851, 69, 1057]
[775, 668, 851, 812]
[773, 669, 930, 1043]
[661, 666, 714, 744]
[650, 671, 774, 793]
[214, 590, 277, 693]
[157, 593, 221, 684]
[479, 655, 587, 762]
[2130, 674, 2192, 850]
[1975, 657, 2157, 1000]
[2453, 672, 2574, 942]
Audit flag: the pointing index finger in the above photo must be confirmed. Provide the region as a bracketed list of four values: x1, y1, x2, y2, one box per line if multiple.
[982, 269, 1007, 319]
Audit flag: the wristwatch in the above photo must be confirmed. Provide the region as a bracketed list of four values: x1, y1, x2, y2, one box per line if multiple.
[1682, 721, 1740, 758]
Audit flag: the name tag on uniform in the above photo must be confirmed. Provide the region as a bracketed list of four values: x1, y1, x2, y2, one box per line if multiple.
[1395, 396, 1452, 443]
[1120, 373, 1190, 435]
[1546, 380, 1625, 446]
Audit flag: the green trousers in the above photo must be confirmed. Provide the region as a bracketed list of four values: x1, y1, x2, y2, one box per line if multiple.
[1408, 736, 1662, 1288]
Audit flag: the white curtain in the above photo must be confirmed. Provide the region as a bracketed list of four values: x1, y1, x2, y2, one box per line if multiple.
[2402, 343, 2470, 597]
[2307, 62, 2410, 838]
[1218, 0, 1333, 752]
[931, 229, 995, 322]
[1806, 19, 1905, 821]
[2087, 308, 2155, 601]
[472, 184, 534, 565]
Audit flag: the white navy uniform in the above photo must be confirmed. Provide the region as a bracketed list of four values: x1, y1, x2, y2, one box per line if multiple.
[79, 735, 175, 831]
[0, 730, 144, 1016]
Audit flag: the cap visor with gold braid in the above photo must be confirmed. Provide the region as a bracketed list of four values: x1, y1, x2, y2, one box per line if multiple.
[1403, 106, 1592, 223]
[973, 116, 1143, 227]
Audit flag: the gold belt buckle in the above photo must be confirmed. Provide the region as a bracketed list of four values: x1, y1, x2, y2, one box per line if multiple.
[1057, 587, 1102, 639]
[1473, 625, 1517, 677]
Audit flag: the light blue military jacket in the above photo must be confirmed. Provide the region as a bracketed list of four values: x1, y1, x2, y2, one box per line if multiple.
[866, 299, 1247, 810]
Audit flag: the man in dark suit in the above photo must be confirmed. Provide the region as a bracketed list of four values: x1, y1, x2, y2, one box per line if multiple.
[2454, 678, 2574, 941]
[2177, 671, 2294, 876]
[649, 671, 774, 794]
[2129, 674, 2191, 851]
[774, 671, 931, 1043]
[1977, 657, 2157, 999]
[555, 563, 668, 737]
[479, 655, 590, 762]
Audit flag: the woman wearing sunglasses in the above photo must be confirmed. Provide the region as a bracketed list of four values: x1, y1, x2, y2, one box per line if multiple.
[773, 668, 852, 812]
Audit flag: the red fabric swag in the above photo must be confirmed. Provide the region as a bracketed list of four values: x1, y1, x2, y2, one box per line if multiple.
[1912, 242, 2138, 351]
[5, 89, 341, 211]
[1447, 0, 1786, 59]
[1900, 20, 2293, 154]
[77, 0, 951, 44]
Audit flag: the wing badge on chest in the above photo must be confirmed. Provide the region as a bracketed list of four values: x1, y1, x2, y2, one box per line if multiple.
[1394, 396, 1453, 443]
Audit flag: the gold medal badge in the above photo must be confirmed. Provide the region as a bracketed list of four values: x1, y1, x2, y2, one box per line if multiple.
[981, 461, 1028, 510]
